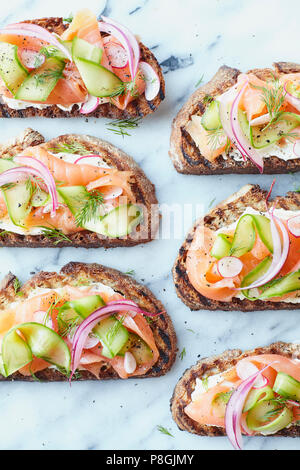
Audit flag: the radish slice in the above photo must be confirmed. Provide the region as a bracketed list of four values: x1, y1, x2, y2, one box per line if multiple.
[74, 154, 100, 164]
[217, 256, 243, 278]
[82, 334, 99, 350]
[104, 41, 128, 69]
[236, 361, 268, 389]
[1, 22, 72, 61]
[250, 113, 270, 127]
[124, 351, 137, 374]
[287, 214, 300, 237]
[139, 61, 160, 101]
[80, 95, 100, 114]
[230, 80, 264, 173]
[284, 82, 300, 112]
[293, 141, 300, 158]
[19, 49, 45, 70]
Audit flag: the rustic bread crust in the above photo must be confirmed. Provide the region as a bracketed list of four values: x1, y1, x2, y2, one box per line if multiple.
[173, 184, 300, 311]
[171, 342, 300, 437]
[0, 17, 165, 119]
[169, 62, 300, 174]
[0, 128, 159, 248]
[0, 262, 177, 382]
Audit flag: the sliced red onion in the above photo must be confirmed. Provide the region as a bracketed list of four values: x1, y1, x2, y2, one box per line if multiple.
[250, 113, 270, 127]
[104, 40, 128, 69]
[139, 61, 160, 101]
[284, 82, 300, 112]
[236, 360, 268, 389]
[74, 154, 100, 164]
[1, 23, 72, 61]
[19, 48, 45, 70]
[80, 95, 100, 114]
[225, 362, 276, 450]
[217, 256, 243, 278]
[287, 214, 300, 238]
[14, 155, 59, 216]
[238, 212, 289, 291]
[230, 80, 264, 173]
[70, 300, 162, 380]
[0, 166, 41, 187]
[286, 399, 300, 407]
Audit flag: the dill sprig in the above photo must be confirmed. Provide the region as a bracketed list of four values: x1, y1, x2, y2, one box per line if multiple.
[207, 127, 226, 150]
[39, 225, 72, 245]
[125, 269, 135, 276]
[106, 118, 141, 138]
[251, 74, 286, 130]
[75, 190, 104, 227]
[195, 74, 204, 88]
[105, 316, 125, 345]
[34, 68, 64, 86]
[179, 347, 186, 360]
[13, 277, 24, 297]
[156, 425, 174, 437]
[63, 14, 74, 24]
[49, 141, 88, 155]
[261, 397, 290, 422]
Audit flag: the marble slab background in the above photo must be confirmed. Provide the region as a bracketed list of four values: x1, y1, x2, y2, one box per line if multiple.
[0, 0, 299, 450]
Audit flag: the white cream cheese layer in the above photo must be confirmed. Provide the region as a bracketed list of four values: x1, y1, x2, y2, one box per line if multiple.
[191, 368, 236, 402]
[217, 207, 300, 303]
[26, 283, 116, 301]
[1, 95, 83, 112]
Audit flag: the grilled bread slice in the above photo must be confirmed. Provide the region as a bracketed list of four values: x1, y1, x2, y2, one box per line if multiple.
[169, 62, 300, 174]
[0, 128, 159, 248]
[0, 262, 177, 381]
[173, 184, 300, 311]
[0, 16, 165, 119]
[171, 342, 300, 437]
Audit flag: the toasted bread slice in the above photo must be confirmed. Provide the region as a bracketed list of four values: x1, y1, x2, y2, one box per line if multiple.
[170, 62, 300, 174]
[0, 17, 165, 119]
[171, 342, 300, 437]
[0, 128, 159, 248]
[173, 184, 300, 311]
[0, 262, 177, 382]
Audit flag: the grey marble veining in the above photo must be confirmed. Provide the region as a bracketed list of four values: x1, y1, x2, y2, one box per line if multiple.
[0, 0, 299, 450]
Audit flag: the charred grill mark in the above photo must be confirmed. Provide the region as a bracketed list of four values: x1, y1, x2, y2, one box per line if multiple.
[158, 328, 172, 349]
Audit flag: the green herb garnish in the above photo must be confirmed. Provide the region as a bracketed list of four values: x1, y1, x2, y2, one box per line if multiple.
[195, 74, 204, 88]
[0, 230, 11, 238]
[207, 127, 226, 150]
[49, 141, 89, 155]
[179, 347, 186, 360]
[105, 315, 125, 345]
[156, 425, 174, 437]
[63, 15, 74, 24]
[39, 225, 72, 245]
[13, 277, 24, 297]
[34, 68, 64, 87]
[125, 269, 135, 276]
[251, 74, 286, 130]
[106, 118, 141, 138]
[75, 190, 104, 227]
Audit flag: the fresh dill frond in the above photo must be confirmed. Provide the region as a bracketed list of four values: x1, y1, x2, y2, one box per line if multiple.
[195, 74, 204, 87]
[34, 68, 64, 87]
[208, 197, 216, 208]
[201, 377, 209, 391]
[13, 277, 24, 297]
[58, 315, 80, 338]
[63, 14, 74, 24]
[75, 190, 104, 227]
[251, 74, 286, 130]
[156, 425, 174, 437]
[105, 315, 125, 345]
[207, 127, 226, 150]
[109, 78, 140, 99]
[39, 225, 72, 245]
[186, 328, 195, 333]
[179, 347, 186, 360]
[125, 269, 135, 276]
[49, 141, 88, 155]
[106, 118, 141, 138]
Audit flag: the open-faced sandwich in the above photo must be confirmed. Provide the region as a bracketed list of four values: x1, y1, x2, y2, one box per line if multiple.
[173, 183, 300, 311]
[0, 128, 158, 247]
[0, 9, 164, 118]
[170, 63, 300, 174]
[171, 342, 300, 449]
[0, 262, 176, 381]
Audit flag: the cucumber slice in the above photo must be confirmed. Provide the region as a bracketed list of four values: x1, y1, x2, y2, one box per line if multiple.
[2, 181, 32, 227]
[2, 328, 32, 376]
[241, 256, 272, 299]
[0, 41, 29, 95]
[69, 295, 105, 318]
[72, 37, 102, 63]
[250, 113, 300, 149]
[57, 185, 88, 214]
[243, 385, 274, 412]
[259, 269, 300, 300]
[15, 57, 65, 102]
[0, 159, 17, 173]
[31, 188, 50, 207]
[273, 372, 300, 401]
[210, 234, 232, 259]
[119, 332, 153, 365]
[230, 214, 272, 259]
[246, 400, 293, 435]
[201, 100, 222, 131]
[99, 204, 143, 238]
[95, 316, 129, 359]
[74, 57, 122, 97]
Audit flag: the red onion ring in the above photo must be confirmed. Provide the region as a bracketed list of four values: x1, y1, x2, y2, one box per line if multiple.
[70, 300, 163, 380]
[1, 22, 72, 62]
[225, 362, 277, 450]
[14, 155, 59, 216]
[0, 166, 41, 187]
[73, 154, 101, 164]
[99, 21, 134, 78]
[230, 80, 264, 173]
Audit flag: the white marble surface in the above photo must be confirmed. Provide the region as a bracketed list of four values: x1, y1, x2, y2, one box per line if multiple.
[0, 0, 300, 451]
